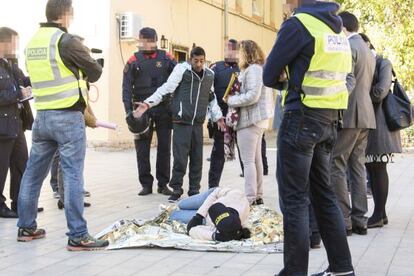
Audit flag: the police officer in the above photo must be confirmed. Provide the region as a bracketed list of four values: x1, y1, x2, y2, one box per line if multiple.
[17, 0, 107, 250]
[207, 39, 240, 188]
[0, 27, 34, 218]
[122, 27, 176, 196]
[263, 0, 354, 275]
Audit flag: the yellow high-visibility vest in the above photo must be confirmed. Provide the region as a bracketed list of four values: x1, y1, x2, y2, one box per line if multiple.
[294, 13, 352, 109]
[25, 27, 87, 110]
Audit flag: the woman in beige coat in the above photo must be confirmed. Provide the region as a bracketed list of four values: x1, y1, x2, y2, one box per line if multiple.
[225, 40, 274, 205]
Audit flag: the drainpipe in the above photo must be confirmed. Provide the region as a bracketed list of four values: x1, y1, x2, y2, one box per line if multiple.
[223, 0, 229, 56]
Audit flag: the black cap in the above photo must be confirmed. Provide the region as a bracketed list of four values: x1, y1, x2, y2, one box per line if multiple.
[139, 27, 158, 41]
[208, 203, 242, 238]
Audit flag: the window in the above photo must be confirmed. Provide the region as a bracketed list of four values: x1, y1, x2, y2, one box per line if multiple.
[236, 0, 243, 13]
[252, 0, 263, 17]
[172, 44, 189, 62]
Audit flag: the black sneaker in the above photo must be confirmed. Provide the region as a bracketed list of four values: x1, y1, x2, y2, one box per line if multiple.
[352, 225, 367, 235]
[310, 233, 321, 249]
[188, 190, 199, 197]
[10, 204, 44, 215]
[67, 234, 109, 251]
[157, 186, 173, 196]
[311, 269, 355, 276]
[168, 193, 181, 202]
[138, 187, 152, 196]
[0, 205, 18, 218]
[17, 227, 46, 242]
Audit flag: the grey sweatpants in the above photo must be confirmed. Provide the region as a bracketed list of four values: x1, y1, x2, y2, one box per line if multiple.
[169, 123, 204, 195]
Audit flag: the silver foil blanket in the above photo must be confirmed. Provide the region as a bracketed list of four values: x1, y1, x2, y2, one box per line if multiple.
[95, 205, 284, 253]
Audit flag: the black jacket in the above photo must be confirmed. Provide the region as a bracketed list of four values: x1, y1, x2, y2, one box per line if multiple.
[0, 59, 33, 139]
[263, 1, 343, 111]
[122, 50, 176, 114]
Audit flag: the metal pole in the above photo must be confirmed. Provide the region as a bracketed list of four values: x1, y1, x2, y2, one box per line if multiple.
[223, 0, 229, 56]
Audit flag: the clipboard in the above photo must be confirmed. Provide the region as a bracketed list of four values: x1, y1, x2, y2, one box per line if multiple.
[222, 73, 237, 103]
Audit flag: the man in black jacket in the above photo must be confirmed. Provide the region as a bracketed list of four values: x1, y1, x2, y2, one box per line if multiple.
[207, 39, 240, 188]
[0, 27, 33, 218]
[263, 0, 354, 275]
[122, 27, 176, 196]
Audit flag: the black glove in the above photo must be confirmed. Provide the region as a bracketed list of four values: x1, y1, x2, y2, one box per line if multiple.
[187, 213, 204, 233]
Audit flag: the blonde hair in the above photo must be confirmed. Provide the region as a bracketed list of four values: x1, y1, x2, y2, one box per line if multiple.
[238, 40, 265, 69]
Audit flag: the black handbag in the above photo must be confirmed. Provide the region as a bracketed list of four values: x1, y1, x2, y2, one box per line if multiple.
[382, 70, 413, 131]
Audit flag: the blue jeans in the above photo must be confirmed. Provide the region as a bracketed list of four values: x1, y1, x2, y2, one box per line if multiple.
[169, 188, 216, 223]
[17, 110, 88, 239]
[277, 109, 353, 276]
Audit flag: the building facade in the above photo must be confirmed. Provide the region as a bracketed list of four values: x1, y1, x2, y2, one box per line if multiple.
[1, 0, 289, 147]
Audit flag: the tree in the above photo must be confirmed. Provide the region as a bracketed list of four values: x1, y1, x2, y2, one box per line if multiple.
[337, 0, 414, 92]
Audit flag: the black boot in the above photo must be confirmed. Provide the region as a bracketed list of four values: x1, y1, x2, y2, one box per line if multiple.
[157, 186, 173, 196]
[138, 187, 152, 196]
[0, 204, 18, 218]
[11, 202, 43, 214]
[366, 162, 389, 228]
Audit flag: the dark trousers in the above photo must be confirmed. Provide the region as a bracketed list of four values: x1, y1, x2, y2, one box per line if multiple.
[238, 133, 268, 175]
[170, 123, 203, 195]
[208, 130, 225, 188]
[50, 151, 65, 200]
[0, 127, 28, 209]
[308, 202, 319, 238]
[277, 109, 353, 276]
[366, 162, 389, 221]
[49, 151, 60, 192]
[134, 113, 171, 189]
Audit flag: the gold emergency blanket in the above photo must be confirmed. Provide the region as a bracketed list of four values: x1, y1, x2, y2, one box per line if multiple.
[96, 205, 284, 253]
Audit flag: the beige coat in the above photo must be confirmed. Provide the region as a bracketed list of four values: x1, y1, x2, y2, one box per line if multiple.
[227, 64, 274, 130]
[189, 188, 250, 240]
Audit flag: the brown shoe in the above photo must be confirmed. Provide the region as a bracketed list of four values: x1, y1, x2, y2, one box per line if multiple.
[17, 228, 46, 242]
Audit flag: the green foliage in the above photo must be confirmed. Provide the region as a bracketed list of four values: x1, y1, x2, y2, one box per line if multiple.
[336, 0, 414, 92]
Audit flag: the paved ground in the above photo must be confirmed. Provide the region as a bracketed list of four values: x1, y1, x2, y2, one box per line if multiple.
[1, 135, 414, 276]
